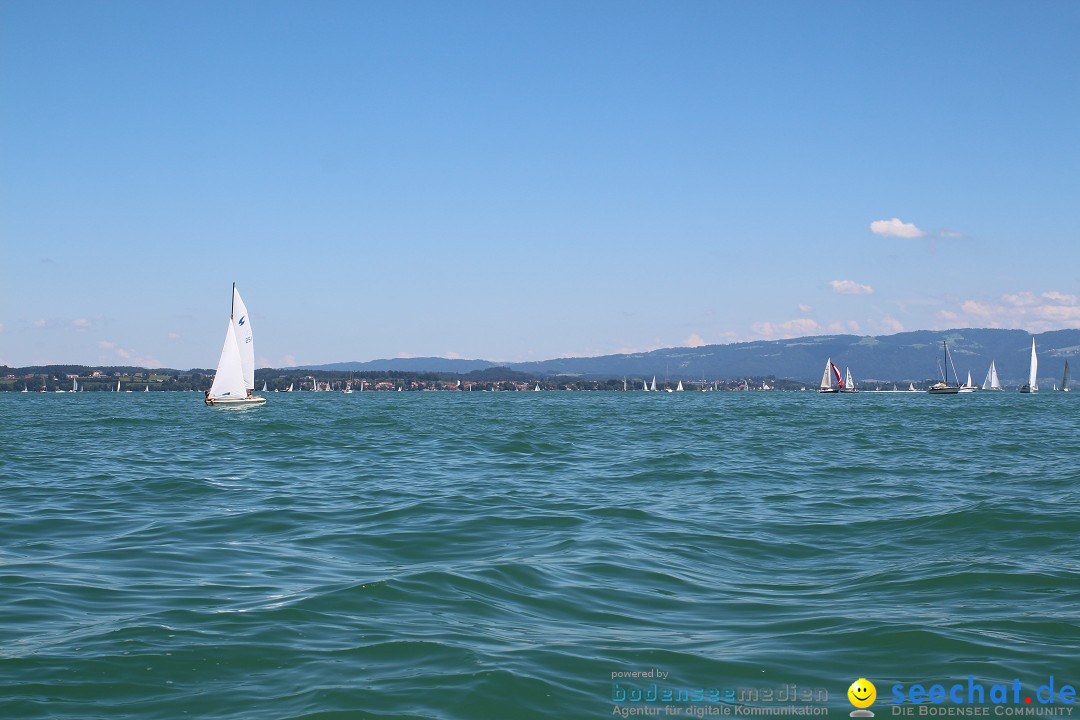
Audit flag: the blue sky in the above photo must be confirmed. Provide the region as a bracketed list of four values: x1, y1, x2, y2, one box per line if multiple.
[2, 1, 1078, 368]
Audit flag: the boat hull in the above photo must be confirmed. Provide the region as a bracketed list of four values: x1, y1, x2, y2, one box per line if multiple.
[205, 395, 267, 407]
[927, 384, 960, 394]
[1019, 386, 1037, 394]
[817, 389, 839, 394]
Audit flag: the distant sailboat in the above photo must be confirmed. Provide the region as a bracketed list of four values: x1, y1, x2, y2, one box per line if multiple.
[534, 383, 541, 391]
[818, 358, 842, 393]
[642, 380, 648, 391]
[287, 383, 294, 392]
[343, 382, 353, 394]
[145, 384, 149, 392]
[928, 341, 960, 394]
[262, 381, 268, 392]
[1019, 338, 1038, 393]
[21, 384, 29, 393]
[205, 284, 266, 407]
[73, 378, 78, 392]
[650, 376, 657, 392]
[116, 380, 121, 392]
[841, 367, 858, 393]
[908, 383, 917, 392]
[1061, 361, 1070, 392]
[675, 380, 683, 392]
[982, 361, 1002, 391]
[959, 370, 978, 393]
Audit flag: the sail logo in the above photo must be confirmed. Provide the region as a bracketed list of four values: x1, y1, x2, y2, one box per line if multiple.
[238, 316, 246, 326]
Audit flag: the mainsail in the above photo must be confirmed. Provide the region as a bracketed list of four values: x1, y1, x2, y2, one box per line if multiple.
[983, 361, 1001, 390]
[820, 359, 833, 390]
[1028, 338, 1038, 391]
[1063, 361, 1071, 391]
[232, 286, 255, 390]
[208, 321, 247, 399]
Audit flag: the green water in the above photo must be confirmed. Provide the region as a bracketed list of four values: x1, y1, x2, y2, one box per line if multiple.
[2, 392, 1078, 718]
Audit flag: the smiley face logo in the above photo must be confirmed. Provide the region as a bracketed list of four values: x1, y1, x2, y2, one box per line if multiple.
[848, 679, 876, 716]
[848, 679, 876, 707]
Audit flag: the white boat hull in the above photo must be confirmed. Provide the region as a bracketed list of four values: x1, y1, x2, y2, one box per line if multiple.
[205, 395, 267, 407]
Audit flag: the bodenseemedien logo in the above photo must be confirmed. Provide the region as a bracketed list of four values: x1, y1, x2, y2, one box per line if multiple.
[849, 678, 877, 717]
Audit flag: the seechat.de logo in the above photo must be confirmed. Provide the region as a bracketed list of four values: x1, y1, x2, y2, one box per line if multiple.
[849, 678, 877, 717]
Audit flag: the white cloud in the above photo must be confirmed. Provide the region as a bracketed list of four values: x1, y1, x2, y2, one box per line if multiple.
[940, 229, 964, 239]
[870, 218, 926, 238]
[98, 340, 116, 349]
[1043, 291, 1077, 305]
[72, 318, 90, 330]
[798, 304, 812, 313]
[685, 333, 707, 348]
[879, 316, 905, 333]
[1002, 292, 1037, 307]
[830, 279, 874, 295]
[396, 352, 415, 359]
[445, 351, 463, 360]
[952, 290, 1080, 332]
[752, 318, 823, 340]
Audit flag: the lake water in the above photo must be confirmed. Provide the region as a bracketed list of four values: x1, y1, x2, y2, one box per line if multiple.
[2, 391, 1078, 719]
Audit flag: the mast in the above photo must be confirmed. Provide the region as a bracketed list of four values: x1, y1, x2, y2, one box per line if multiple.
[231, 282, 236, 320]
[943, 341, 948, 385]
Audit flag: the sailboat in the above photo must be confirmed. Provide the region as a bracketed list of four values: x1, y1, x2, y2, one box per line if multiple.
[1061, 361, 1070, 392]
[205, 284, 266, 407]
[116, 380, 121, 392]
[908, 383, 917, 392]
[144, 384, 149, 392]
[1019, 338, 1038, 393]
[21, 383, 28, 393]
[982, 361, 1002, 391]
[642, 380, 648, 391]
[73, 378, 78, 392]
[841, 367, 858, 393]
[534, 383, 541, 391]
[343, 381, 353, 394]
[650, 376, 657, 392]
[675, 380, 684, 392]
[262, 381, 268, 392]
[287, 383, 294, 392]
[818, 358, 842, 393]
[959, 370, 978, 393]
[928, 341, 960, 394]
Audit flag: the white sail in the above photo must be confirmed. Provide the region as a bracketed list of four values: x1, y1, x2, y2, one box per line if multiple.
[1028, 338, 1038, 391]
[208, 320, 248, 400]
[287, 383, 293, 392]
[909, 383, 916, 392]
[982, 360, 1001, 390]
[642, 380, 648, 391]
[676, 380, 683, 391]
[534, 383, 541, 391]
[650, 376, 657, 392]
[73, 378, 78, 392]
[262, 381, 268, 392]
[145, 384, 149, 392]
[845, 367, 854, 390]
[820, 358, 833, 390]
[232, 286, 255, 390]
[1063, 361, 1071, 391]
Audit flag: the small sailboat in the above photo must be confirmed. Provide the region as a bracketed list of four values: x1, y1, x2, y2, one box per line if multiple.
[642, 380, 648, 391]
[1061, 361, 1070, 392]
[343, 382, 353, 394]
[1019, 338, 1038, 393]
[145, 384, 149, 392]
[21, 384, 28, 393]
[959, 370, 978, 393]
[908, 383, 917, 392]
[818, 358, 842, 393]
[675, 380, 684, 392]
[262, 381, 268, 392]
[841, 367, 858, 393]
[928, 341, 960, 394]
[205, 284, 266, 407]
[116, 380, 121, 392]
[650, 376, 657, 392]
[982, 361, 1002, 391]
[534, 383, 541, 391]
[287, 383, 294, 392]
